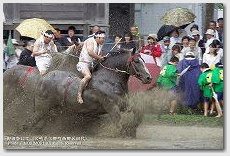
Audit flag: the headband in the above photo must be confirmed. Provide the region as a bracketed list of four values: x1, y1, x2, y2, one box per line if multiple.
[94, 33, 106, 38]
[44, 32, 54, 39]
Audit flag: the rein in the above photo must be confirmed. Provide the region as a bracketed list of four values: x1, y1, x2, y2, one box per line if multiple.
[99, 54, 142, 76]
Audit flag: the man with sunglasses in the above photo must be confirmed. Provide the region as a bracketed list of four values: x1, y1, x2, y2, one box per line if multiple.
[32, 30, 57, 75]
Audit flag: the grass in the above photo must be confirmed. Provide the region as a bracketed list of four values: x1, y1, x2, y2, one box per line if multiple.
[143, 114, 224, 127]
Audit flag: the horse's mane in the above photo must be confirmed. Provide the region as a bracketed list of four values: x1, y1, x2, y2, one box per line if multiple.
[101, 48, 132, 68]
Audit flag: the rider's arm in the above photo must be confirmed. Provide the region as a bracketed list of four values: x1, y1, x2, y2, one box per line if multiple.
[32, 41, 46, 56]
[86, 41, 103, 60]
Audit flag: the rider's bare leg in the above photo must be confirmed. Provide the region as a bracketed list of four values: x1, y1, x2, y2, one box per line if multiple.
[77, 68, 92, 104]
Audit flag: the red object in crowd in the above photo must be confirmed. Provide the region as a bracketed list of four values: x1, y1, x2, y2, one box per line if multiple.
[140, 44, 162, 58]
[128, 64, 161, 92]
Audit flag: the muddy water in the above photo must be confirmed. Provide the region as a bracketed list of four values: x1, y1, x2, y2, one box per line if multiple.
[4, 124, 223, 149]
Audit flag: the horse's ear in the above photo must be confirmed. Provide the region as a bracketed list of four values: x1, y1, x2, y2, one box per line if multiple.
[130, 48, 136, 56]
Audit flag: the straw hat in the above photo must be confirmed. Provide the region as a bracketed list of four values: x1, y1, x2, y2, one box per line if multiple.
[185, 52, 195, 57]
[147, 34, 157, 40]
[191, 30, 200, 36]
[205, 29, 215, 36]
[163, 36, 170, 42]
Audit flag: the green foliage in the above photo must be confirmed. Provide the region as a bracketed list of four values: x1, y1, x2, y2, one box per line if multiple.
[216, 3, 224, 10]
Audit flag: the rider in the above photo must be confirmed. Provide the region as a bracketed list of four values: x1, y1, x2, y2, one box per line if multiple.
[33, 30, 57, 75]
[76, 31, 106, 104]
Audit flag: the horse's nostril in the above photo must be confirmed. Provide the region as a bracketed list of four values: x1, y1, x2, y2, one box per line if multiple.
[147, 77, 151, 80]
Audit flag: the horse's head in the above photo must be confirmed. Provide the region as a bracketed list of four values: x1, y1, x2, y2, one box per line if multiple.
[127, 52, 152, 84]
[101, 48, 152, 84]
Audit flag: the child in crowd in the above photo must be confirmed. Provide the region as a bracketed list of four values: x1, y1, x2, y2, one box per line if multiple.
[171, 44, 183, 61]
[157, 56, 179, 115]
[160, 36, 171, 68]
[198, 63, 222, 117]
[212, 63, 224, 108]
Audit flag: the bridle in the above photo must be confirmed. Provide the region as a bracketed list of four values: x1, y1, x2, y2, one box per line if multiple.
[99, 53, 144, 78]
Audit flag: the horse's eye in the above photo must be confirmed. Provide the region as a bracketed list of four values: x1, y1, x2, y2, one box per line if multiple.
[134, 58, 139, 63]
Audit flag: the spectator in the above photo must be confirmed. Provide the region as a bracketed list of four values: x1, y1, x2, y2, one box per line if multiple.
[177, 52, 202, 109]
[217, 18, 224, 44]
[212, 63, 224, 108]
[53, 27, 66, 51]
[181, 36, 190, 56]
[212, 39, 223, 64]
[113, 35, 122, 50]
[188, 38, 202, 64]
[204, 29, 216, 53]
[66, 26, 80, 45]
[4, 38, 19, 70]
[12, 39, 23, 59]
[120, 32, 136, 52]
[203, 42, 223, 69]
[160, 36, 171, 68]
[171, 44, 183, 61]
[190, 24, 199, 33]
[140, 34, 162, 66]
[32, 30, 57, 75]
[191, 30, 205, 55]
[88, 25, 101, 39]
[156, 56, 179, 115]
[189, 24, 203, 39]
[18, 41, 36, 67]
[198, 63, 222, 117]
[209, 21, 219, 40]
[169, 29, 182, 47]
[130, 26, 144, 52]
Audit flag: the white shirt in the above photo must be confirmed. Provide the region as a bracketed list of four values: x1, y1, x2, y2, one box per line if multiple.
[175, 53, 184, 61]
[213, 29, 219, 40]
[5, 54, 18, 69]
[34, 36, 57, 60]
[79, 37, 103, 63]
[170, 36, 182, 48]
[203, 52, 222, 69]
[205, 38, 215, 49]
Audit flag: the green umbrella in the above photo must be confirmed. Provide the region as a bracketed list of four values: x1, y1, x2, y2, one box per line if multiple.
[5, 32, 15, 55]
[161, 7, 196, 27]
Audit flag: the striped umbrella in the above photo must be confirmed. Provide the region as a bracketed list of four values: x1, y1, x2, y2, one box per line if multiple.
[161, 7, 196, 27]
[15, 18, 55, 39]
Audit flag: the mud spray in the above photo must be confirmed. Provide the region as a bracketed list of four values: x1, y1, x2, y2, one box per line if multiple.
[3, 48, 172, 146]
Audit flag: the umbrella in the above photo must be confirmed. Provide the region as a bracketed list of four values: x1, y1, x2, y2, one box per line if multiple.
[15, 18, 55, 39]
[157, 25, 178, 41]
[161, 7, 196, 27]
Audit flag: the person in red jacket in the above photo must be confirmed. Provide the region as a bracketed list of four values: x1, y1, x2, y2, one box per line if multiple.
[140, 34, 162, 66]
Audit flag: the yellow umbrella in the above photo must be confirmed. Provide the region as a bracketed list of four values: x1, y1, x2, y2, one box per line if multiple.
[15, 18, 55, 39]
[161, 7, 196, 27]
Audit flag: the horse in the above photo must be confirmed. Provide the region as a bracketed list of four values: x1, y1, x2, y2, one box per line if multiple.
[3, 48, 152, 137]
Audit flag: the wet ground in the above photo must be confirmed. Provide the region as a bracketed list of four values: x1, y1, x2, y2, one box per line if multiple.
[4, 123, 223, 149]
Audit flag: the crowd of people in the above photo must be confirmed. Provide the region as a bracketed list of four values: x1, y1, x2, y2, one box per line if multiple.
[156, 18, 224, 117]
[3, 18, 224, 116]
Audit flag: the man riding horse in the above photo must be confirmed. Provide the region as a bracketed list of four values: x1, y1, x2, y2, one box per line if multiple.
[76, 31, 106, 104]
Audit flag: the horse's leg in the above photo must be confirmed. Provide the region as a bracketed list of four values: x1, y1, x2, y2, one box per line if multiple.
[100, 97, 122, 129]
[17, 79, 54, 134]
